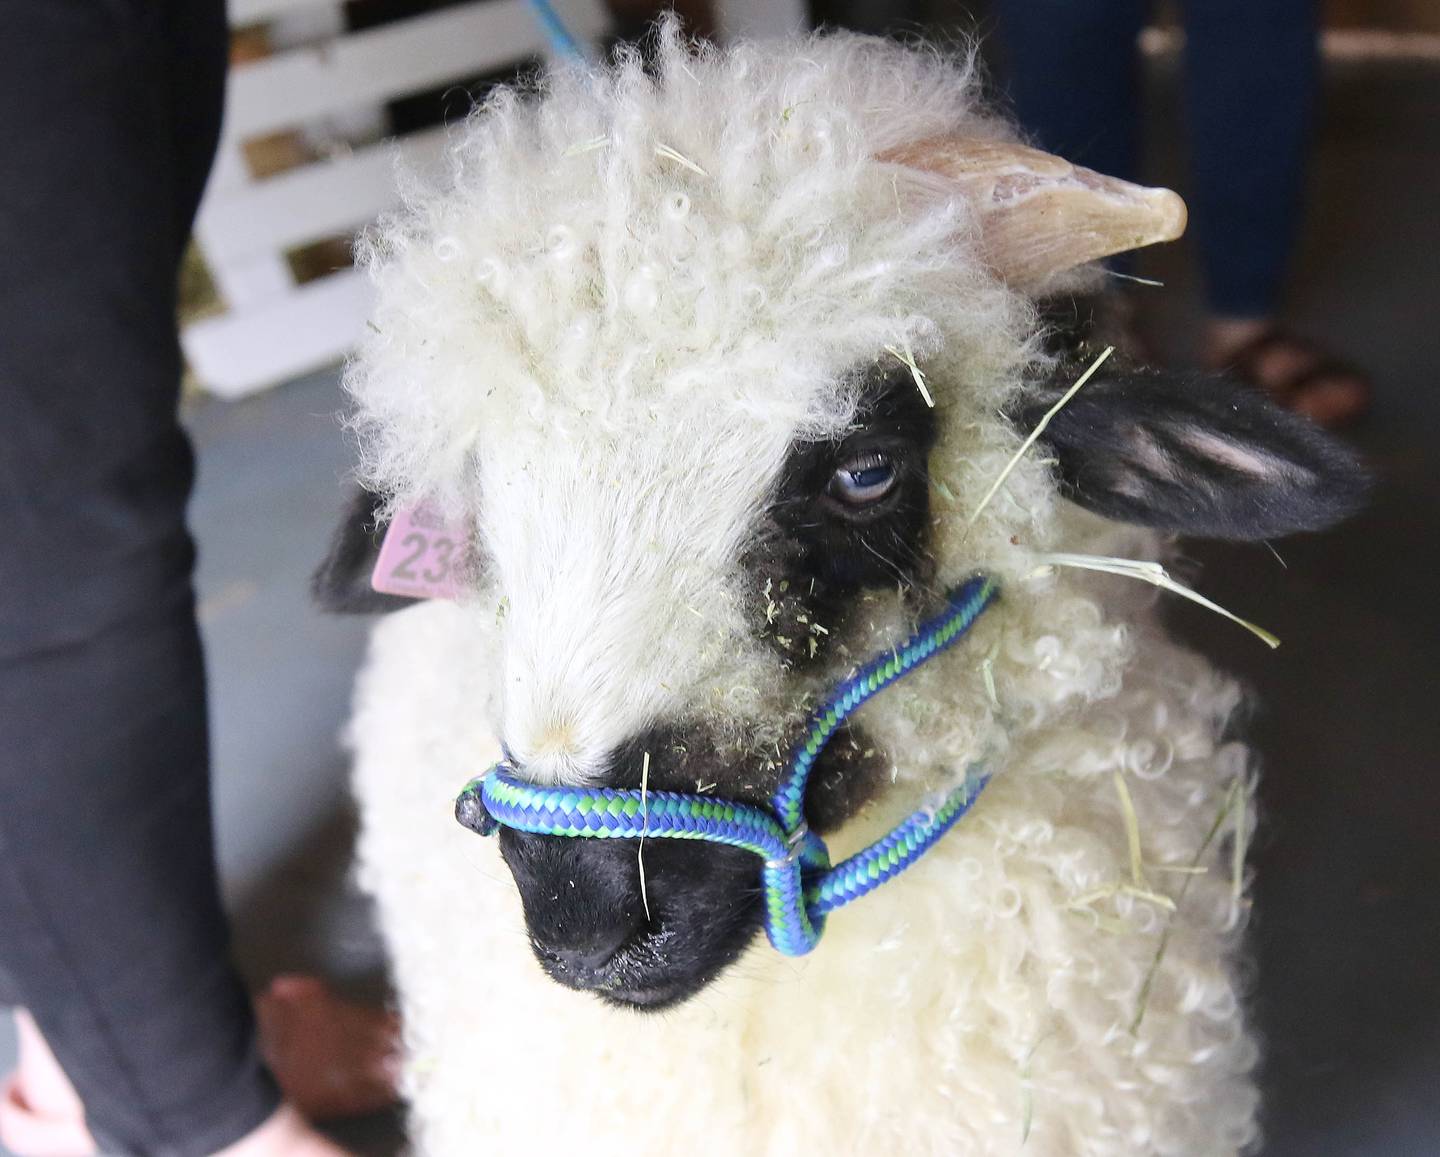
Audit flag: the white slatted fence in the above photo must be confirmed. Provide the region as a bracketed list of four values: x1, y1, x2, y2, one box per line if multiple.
[183, 0, 609, 398]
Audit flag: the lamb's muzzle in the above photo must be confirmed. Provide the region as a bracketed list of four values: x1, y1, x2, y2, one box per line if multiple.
[455, 575, 998, 958]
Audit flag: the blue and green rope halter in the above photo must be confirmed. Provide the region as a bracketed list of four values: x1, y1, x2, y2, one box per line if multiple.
[456, 574, 999, 956]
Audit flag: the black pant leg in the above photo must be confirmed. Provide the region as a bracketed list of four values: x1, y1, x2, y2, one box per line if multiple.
[1183, 0, 1320, 318]
[989, 0, 1153, 278]
[0, 2, 281, 1153]
[990, 0, 1152, 184]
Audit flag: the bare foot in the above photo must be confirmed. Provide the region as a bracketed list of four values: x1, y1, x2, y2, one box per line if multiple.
[0, 1011, 95, 1157]
[1, 1013, 351, 1157]
[0, 1070, 348, 1157]
[2, 976, 397, 1157]
[212, 1105, 352, 1157]
[1205, 316, 1372, 429]
[254, 977, 401, 1122]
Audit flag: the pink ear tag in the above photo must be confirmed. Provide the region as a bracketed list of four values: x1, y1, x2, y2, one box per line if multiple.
[370, 503, 467, 600]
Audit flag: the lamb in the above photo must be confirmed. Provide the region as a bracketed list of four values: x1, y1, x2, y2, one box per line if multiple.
[315, 25, 1365, 1156]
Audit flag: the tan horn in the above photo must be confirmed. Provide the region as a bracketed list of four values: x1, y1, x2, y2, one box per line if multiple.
[880, 136, 1187, 291]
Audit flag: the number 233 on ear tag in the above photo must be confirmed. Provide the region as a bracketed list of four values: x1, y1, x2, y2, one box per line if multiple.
[370, 503, 466, 600]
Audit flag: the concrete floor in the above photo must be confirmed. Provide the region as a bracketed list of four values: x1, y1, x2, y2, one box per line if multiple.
[3, 50, 1437, 1157]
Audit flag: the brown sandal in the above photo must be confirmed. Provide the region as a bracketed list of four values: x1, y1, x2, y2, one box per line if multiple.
[1221, 326, 1372, 430]
[255, 975, 402, 1122]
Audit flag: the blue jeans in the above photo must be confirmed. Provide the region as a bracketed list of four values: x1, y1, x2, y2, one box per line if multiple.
[993, 0, 1320, 318]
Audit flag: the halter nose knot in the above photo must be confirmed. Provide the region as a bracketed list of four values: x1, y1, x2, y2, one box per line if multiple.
[764, 820, 816, 869]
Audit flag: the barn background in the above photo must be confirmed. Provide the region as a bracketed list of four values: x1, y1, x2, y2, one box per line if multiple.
[5, 1, 1439, 1153]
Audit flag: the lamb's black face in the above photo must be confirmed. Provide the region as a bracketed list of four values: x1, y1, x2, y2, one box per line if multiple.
[486, 368, 939, 1009]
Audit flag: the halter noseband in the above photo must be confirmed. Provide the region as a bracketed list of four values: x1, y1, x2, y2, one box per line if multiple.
[456, 574, 999, 956]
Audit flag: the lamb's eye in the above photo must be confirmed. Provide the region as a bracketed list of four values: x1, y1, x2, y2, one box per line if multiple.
[828, 452, 897, 506]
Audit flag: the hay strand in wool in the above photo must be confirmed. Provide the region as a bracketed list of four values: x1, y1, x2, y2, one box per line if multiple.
[968, 346, 1114, 527]
[1030, 553, 1280, 649]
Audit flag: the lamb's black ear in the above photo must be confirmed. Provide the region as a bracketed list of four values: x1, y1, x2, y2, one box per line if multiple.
[1008, 359, 1369, 540]
[312, 487, 421, 614]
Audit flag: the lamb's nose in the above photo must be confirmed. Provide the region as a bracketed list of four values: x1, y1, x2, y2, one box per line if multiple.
[542, 929, 638, 989]
[497, 827, 648, 990]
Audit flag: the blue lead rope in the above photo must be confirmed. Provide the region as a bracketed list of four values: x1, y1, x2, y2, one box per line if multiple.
[457, 575, 999, 956]
[525, 0, 586, 61]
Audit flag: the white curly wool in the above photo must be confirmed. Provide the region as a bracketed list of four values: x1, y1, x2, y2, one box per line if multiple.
[344, 25, 1261, 1156]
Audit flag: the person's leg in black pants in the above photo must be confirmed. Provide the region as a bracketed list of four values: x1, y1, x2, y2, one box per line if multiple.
[0, 2, 283, 1152]
[991, 0, 1368, 426]
[1182, 0, 1366, 428]
[1183, 0, 1318, 323]
[989, 0, 1152, 332]
[990, 0, 1152, 189]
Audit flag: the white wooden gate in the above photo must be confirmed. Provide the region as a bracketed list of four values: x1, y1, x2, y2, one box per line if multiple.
[182, 0, 610, 398]
[183, 0, 807, 399]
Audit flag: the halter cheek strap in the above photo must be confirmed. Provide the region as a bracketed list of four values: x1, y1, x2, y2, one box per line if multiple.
[457, 574, 999, 956]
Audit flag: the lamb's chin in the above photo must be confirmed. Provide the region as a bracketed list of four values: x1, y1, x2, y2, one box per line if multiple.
[539, 964, 708, 1013]
[595, 980, 702, 1012]
[537, 925, 754, 1013]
